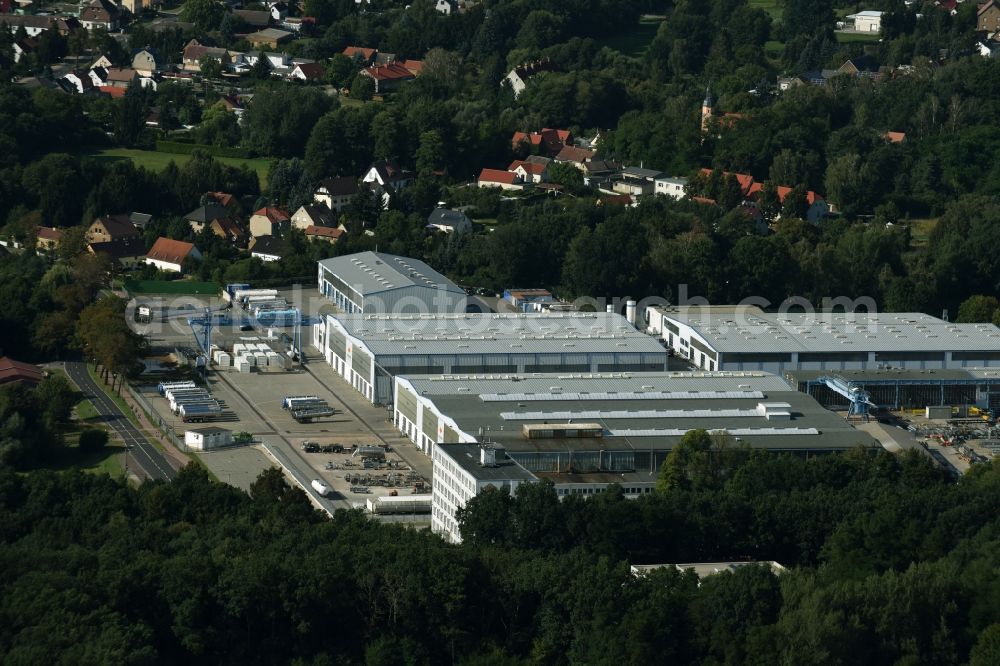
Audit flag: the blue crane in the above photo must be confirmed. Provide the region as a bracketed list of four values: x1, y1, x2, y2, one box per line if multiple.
[817, 375, 877, 421]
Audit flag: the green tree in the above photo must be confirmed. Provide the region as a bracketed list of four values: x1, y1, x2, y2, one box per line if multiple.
[956, 295, 999, 323]
[78, 428, 109, 452]
[199, 55, 222, 80]
[181, 0, 226, 31]
[350, 72, 375, 101]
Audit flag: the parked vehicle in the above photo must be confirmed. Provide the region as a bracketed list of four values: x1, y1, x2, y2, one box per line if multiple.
[311, 479, 332, 497]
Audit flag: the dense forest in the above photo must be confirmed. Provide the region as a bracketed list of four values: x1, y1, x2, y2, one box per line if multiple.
[1, 448, 999, 664]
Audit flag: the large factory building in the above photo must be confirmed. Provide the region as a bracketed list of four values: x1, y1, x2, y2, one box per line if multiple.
[313, 312, 667, 404]
[646, 305, 1000, 374]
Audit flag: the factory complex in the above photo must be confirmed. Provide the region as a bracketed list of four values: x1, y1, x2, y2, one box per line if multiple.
[313, 311, 668, 404]
[646, 305, 1000, 374]
[317, 251, 467, 314]
[415, 371, 876, 542]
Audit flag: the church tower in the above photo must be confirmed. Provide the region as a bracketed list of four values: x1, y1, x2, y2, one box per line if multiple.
[700, 84, 714, 136]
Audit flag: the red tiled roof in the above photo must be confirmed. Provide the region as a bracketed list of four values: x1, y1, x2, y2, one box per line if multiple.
[98, 85, 126, 98]
[305, 225, 345, 239]
[398, 59, 423, 75]
[36, 226, 63, 241]
[554, 145, 595, 163]
[884, 131, 906, 143]
[979, 1, 998, 16]
[0, 356, 44, 386]
[363, 62, 414, 81]
[507, 160, 546, 175]
[146, 237, 197, 264]
[511, 128, 571, 153]
[207, 191, 236, 207]
[343, 46, 376, 60]
[699, 168, 757, 196]
[775, 186, 823, 205]
[253, 207, 290, 223]
[691, 196, 718, 206]
[479, 168, 518, 185]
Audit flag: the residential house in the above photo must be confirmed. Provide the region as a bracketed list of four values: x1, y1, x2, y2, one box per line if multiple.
[361, 62, 414, 93]
[503, 288, 556, 313]
[654, 176, 688, 200]
[314, 176, 358, 212]
[4, 15, 81, 37]
[246, 28, 293, 49]
[88, 67, 108, 86]
[511, 128, 571, 157]
[304, 225, 346, 243]
[426, 208, 472, 233]
[477, 168, 523, 191]
[184, 202, 232, 233]
[233, 9, 272, 29]
[846, 10, 883, 33]
[205, 191, 241, 215]
[79, 0, 120, 31]
[977, 35, 1000, 58]
[281, 16, 312, 33]
[131, 46, 162, 76]
[105, 67, 140, 89]
[553, 145, 595, 170]
[0, 356, 44, 387]
[249, 235, 283, 262]
[249, 206, 290, 237]
[363, 159, 415, 191]
[289, 62, 323, 81]
[182, 40, 232, 72]
[979, 0, 1000, 32]
[777, 75, 806, 91]
[292, 204, 335, 230]
[91, 54, 114, 69]
[129, 212, 154, 229]
[507, 159, 549, 184]
[884, 131, 906, 144]
[582, 159, 620, 187]
[61, 70, 94, 94]
[145, 237, 201, 273]
[373, 51, 397, 66]
[209, 217, 249, 248]
[268, 1, 290, 21]
[398, 59, 424, 76]
[775, 186, 829, 224]
[12, 37, 37, 63]
[504, 59, 552, 99]
[35, 226, 63, 252]
[121, 0, 151, 16]
[342, 46, 376, 66]
[88, 237, 148, 269]
[839, 54, 881, 79]
[87, 215, 140, 243]
[435, 0, 457, 14]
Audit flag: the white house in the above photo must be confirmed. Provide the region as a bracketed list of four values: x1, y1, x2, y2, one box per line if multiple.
[426, 208, 472, 233]
[847, 10, 883, 33]
[145, 237, 201, 273]
[435, 0, 457, 14]
[362, 159, 414, 191]
[62, 71, 94, 94]
[314, 176, 358, 212]
[654, 176, 688, 200]
[184, 427, 232, 451]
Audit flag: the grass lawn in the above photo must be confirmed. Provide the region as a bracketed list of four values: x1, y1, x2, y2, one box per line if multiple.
[835, 31, 881, 43]
[909, 218, 938, 247]
[749, 0, 782, 20]
[597, 16, 664, 58]
[85, 147, 271, 189]
[123, 278, 221, 295]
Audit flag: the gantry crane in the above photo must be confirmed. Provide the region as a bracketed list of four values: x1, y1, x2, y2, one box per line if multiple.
[817, 375, 877, 422]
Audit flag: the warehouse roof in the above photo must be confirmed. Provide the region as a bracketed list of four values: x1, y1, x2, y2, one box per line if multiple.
[654, 306, 1000, 354]
[398, 371, 873, 452]
[438, 444, 537, 482]
[319, 252, 465, 297]
[330, 312, 666, 357]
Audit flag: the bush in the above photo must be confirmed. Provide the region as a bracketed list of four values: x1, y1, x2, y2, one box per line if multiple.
[78, 429, 109, 453]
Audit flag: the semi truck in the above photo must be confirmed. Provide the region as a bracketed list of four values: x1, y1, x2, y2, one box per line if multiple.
[157, 381, 196, 395]
[282, 395, 320, 409]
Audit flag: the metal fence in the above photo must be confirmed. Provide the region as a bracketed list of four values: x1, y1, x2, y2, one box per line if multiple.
[124, 383, 190, 452]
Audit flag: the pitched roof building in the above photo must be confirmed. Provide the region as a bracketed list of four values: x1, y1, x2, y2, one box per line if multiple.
[145, 237, 201, 272]
[0, 356, 44, 387]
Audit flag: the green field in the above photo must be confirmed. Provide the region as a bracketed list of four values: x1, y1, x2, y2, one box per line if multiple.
[748, 0, 782, 20]
[124, 279, 221, 295]
[86, 148, 271, 188]
[598, 17, 664, 58]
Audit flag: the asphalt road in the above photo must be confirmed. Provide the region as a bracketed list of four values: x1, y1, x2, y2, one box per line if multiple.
[65, 361, 177, 482]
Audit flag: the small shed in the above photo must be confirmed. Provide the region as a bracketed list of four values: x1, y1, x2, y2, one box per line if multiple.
[185, 427, 232, 451]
